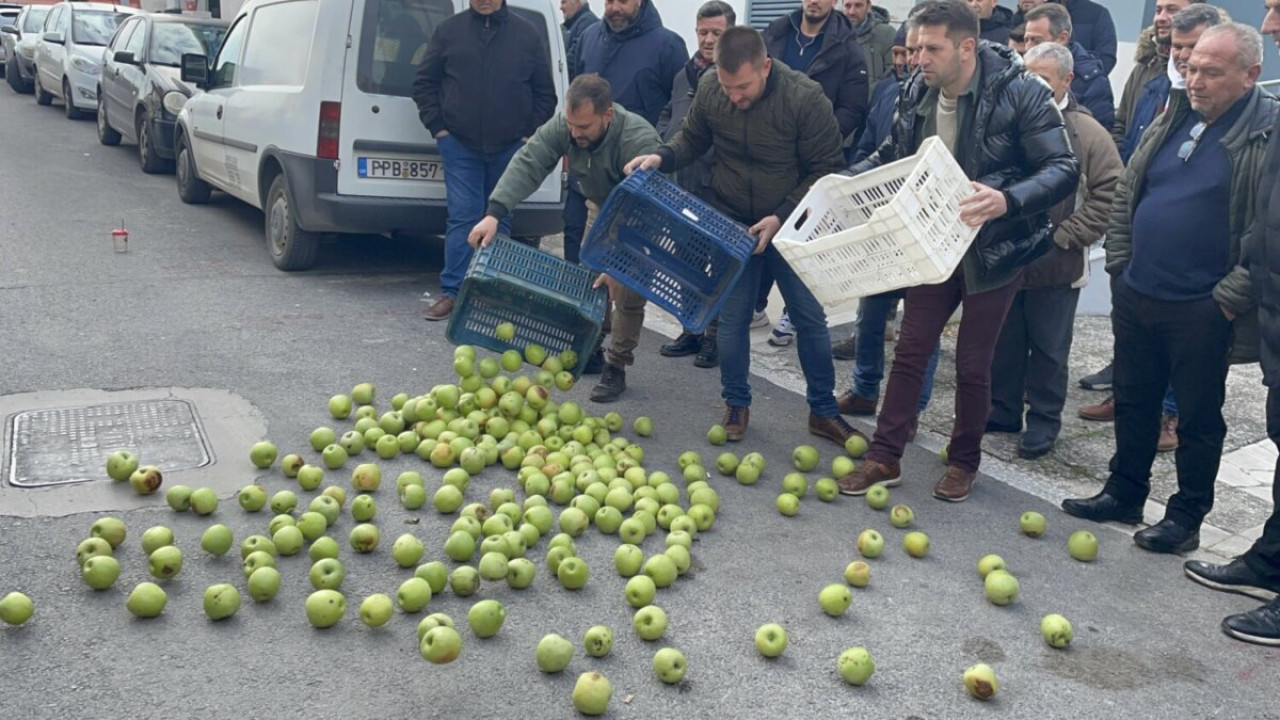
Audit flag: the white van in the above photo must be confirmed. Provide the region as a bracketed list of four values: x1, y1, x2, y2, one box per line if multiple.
[173, 0, 567, 270]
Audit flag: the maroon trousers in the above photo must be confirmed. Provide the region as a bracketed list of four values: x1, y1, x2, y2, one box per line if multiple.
[865, 267, 1022, 473]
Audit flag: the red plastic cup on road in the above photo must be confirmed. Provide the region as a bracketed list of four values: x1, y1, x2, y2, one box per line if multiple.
[112, 228, 128, 253]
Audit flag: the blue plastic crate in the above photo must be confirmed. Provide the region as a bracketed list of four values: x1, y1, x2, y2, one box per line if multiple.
[582, 169, 756, 333]
[446, 237, 608, 376]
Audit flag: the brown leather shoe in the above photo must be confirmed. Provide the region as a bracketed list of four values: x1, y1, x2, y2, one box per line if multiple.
[423, 295, 455, 322]
[1158, 414, 1179, 453]
[934, 466, 976, 502]
[723, 405, 749, 442]
[837, 460, 901, 496]
[1078, 395, 1115, 422]
[809, 413, 868, 447]
[837, 390, 878, 416]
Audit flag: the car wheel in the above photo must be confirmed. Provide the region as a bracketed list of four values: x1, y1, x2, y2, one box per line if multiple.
[97, 95, 121, 146]
[265, 173, 319, 271]
[5, 58, 20, 93]
[33, 72, 51, 105]
[138, 112, 168, 174]
[62, 79, 84, 119]
[175, 133, 211, 205]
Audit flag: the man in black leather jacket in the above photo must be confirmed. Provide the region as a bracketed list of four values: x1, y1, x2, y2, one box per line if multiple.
[836, 0, 1078, 504]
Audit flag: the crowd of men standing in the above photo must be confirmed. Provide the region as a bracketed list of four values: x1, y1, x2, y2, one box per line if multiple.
[409, 0, 1280, 647]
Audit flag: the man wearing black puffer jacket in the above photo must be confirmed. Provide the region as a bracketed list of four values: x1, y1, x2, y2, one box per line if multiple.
[836, 0, 1078, 504]
[413, 0, 556, 322]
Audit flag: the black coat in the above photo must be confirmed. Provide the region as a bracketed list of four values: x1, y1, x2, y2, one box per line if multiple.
[1245, 110, 1280, 387]
[980, 5, 1013, 46]
[762, 10, 869, 139]
[413, 3, 557, 154]
[656, 58, 716, 202]
[850, 42, 1079, 293]
[562, 3, 598, 79]
[1059, 0, 1117, 76]
[571, 0, 687, 126]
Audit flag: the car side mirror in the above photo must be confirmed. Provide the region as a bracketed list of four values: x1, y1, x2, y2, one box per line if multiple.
[179, 52, 208, 87]
[0, 26, 18, 37]
[113, 50, 138, 65]
[42, 31, 63, 44]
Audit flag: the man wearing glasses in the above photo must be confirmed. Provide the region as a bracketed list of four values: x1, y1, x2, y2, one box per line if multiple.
[1061, 23, 1276, 556]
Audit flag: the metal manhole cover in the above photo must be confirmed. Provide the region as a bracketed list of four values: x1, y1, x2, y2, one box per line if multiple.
[7, 399, 213, 488]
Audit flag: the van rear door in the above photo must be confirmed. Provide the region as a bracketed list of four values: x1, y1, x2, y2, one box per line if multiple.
[338, 0, 565, 205]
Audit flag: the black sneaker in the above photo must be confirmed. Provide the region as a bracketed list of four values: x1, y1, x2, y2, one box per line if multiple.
[831, 336, 857, 361]
[1184, 558, 1280, 601]
[589, 364, 626, 403]
[1078, 363, 1113, 391]
[693, 334, 719, 368]
[660, 332, 702, 358]
[1222, 598, 1280, 646]
[582, 346, 605, 375]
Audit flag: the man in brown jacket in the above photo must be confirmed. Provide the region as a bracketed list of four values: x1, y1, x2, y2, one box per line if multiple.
[988, 41, 1122, 460]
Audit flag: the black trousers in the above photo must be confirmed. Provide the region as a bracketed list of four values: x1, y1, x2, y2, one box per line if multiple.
[990, 287, 1081, 438]
[1243, 386, 1280, 584]
[562, 178, 587, 264]
[1103, 278, 1232, 528]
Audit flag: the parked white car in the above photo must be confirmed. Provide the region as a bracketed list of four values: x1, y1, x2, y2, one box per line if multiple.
[2, 4, 51, 93]
[31, 1, 138, 118]
[173, 0, 567, 270]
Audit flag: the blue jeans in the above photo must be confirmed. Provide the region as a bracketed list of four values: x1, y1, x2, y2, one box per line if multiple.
[853, 290, 940, 413]
[437, 135, 523, 296]
[718, 245, 838, 416]
[1163, 386, 1178, 417]
[562, 177, 587, 264]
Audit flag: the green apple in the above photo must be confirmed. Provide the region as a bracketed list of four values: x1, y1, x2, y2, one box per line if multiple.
[776, 493, 800, 517]
[242, 551, 276, 579]
[165, 485, 193, 512]
[819, 583, 852, 616]
[618, 517, 646, 545]
[349, 524, 380, 553]
[1041, 613, 1074, 648]
[903, 531, 930, 558]
[584, 625, 614, 658]
[467, 599, 506, 638]
[558, 507, 589, 538]
[189, 487, 218, 515]
[417, 612, 455, 641]
[141, 526, 174, 555]
[593, 506, 623, 534]
[247, 566, 281, 602]
[792, 445, 820, 472]
[420, 625, 463, 664]
[889, 504, 914, 528]
[1068, 530, 1098, 562]
[351, 463, 381, 493]
[625, 574, 657, 609]
[557, 557, 590, 590]
[148, 545, 182, 580]
[392, 533, 425, 568]
[984, 570, 1020, 606]
[633, 604, 668, 641]
[1020, 511, 1047, 538]
[129, 465, 163, 495]
[844, 560, 871, 588]
[203, 584, 241, 621]
[105, 450, 139, 481]
[307, 496, 341, 528]
[572, 672, 612, 716]
[415, 561, 449, 594]
[434, 485, 464, 514]
[735, 462, 761, 486]
[838, 647, 875, 686]
[238, 485, 267, 512]
[321, 444, 349, 469]
[397, 578, 433, 613]
[281, 453, 305, 479]
[241, 535, 276, 560]
[309, 558, 345, 590]
[755, 622, 788, 658]
[352, 382, 375, 405]
[76, 537, 113, 566]
[322, 485, 348, 507]
[329, 394, 353, 419]
[815, 477, 838, 501]
[400, 484, 428, 510]
[293, 464, 323, 492]
[90, 517, 127, 548]
[295, 512, 327, 542]
[865, 484, 890, 510]
[249, 441, 278, 469]
[273, 526, 305, 556]
[445, 530, 477, 562]
[715, 452, 739, 476]
[269, 490, 298, 516]
[450, 566, 480, 597]
[632, 416, 654, 437]
[644, 554, 678, 589]
[310, 427, 337, 452]
[664, 545, 691, 575]
[536, 633, 574, 673]
[844, 434, 869, 458]
[963, 663, 999, 700]
[268, 513, 296, 536]
[782, 472, 809, 497]
[831, 455, 856, 479]
[614, 544, 644, 578]
[81, 555, 120, 590]
[305, 589, 347, 628]
[665, 531, 693, 551]
[857, 529, 884, 559]
[309, 536, 340, 562]
[506, 558, 536, 589]
[479, 551, 509, 581]
[125, 582, 167, 618]
[653, 647, 687, 684]
[976, 554, 1006, 578]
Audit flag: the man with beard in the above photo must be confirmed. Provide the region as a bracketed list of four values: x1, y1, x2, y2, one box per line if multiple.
[844, 0, 896, 86]
[1022, 3, 1114, 129]
[968, 0, 1014, 46]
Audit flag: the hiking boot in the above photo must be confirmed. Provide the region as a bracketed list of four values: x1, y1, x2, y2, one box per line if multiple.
[693, 334, 719, 368]
[837, 460, 901, 496]
[589, 364, 626, 403]
[837, 391, 877, 417]
[808, 414, 867, 447]
[1158, 414, 1179, 453]
[1078, 395, 1115, 421]
[723, 405, 749, 441]
[660, 331, 702, 358]
[1079, 363, 1113, 390]
[933, 466, 976, 502]
[831, 336, 857, 360]
[768, 312, 794, 347]
[582, 346, 605, 375]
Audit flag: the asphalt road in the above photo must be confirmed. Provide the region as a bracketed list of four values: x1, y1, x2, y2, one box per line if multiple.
[0, 89, 1277, 720]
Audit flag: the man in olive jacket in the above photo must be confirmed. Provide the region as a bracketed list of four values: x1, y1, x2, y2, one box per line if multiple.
[836, 1, 1078, 504]
[990, 42, 1121, 461]
[469, 76, 662, 405]
[626, 26, 863, 450]
[1062, 24, 1276, 556]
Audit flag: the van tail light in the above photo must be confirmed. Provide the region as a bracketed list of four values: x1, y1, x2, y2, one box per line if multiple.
[317, 101, 341, 160]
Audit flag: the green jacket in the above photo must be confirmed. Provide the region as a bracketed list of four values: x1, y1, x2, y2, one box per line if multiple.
[854, 7, 897, 93]
[1111, 27, 1165, 151]
[486, 103, 662, 218]
[1106, 86, 1279, 364]
[656, 60, 846, 224]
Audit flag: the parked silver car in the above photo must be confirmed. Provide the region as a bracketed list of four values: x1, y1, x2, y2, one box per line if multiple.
[1, 4, 47, 92]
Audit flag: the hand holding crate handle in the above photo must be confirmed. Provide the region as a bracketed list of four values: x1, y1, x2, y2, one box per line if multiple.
[468, 216, 501, 249]
[625, 154, 664, 175]
[957, 182, 1008, 228]
[747, 215, 782, 255]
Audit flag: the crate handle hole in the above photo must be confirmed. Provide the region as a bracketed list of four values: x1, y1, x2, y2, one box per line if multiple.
[681, 208, 700, 223]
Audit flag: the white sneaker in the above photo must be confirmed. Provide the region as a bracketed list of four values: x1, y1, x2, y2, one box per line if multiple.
[768, 312, 795, 347]
[750, 310, 770, 329]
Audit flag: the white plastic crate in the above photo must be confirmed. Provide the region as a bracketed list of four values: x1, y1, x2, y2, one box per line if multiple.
[774, 136, 978, 307]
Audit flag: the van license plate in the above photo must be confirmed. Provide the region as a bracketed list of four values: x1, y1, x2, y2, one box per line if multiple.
[358, 157, 443, 181]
